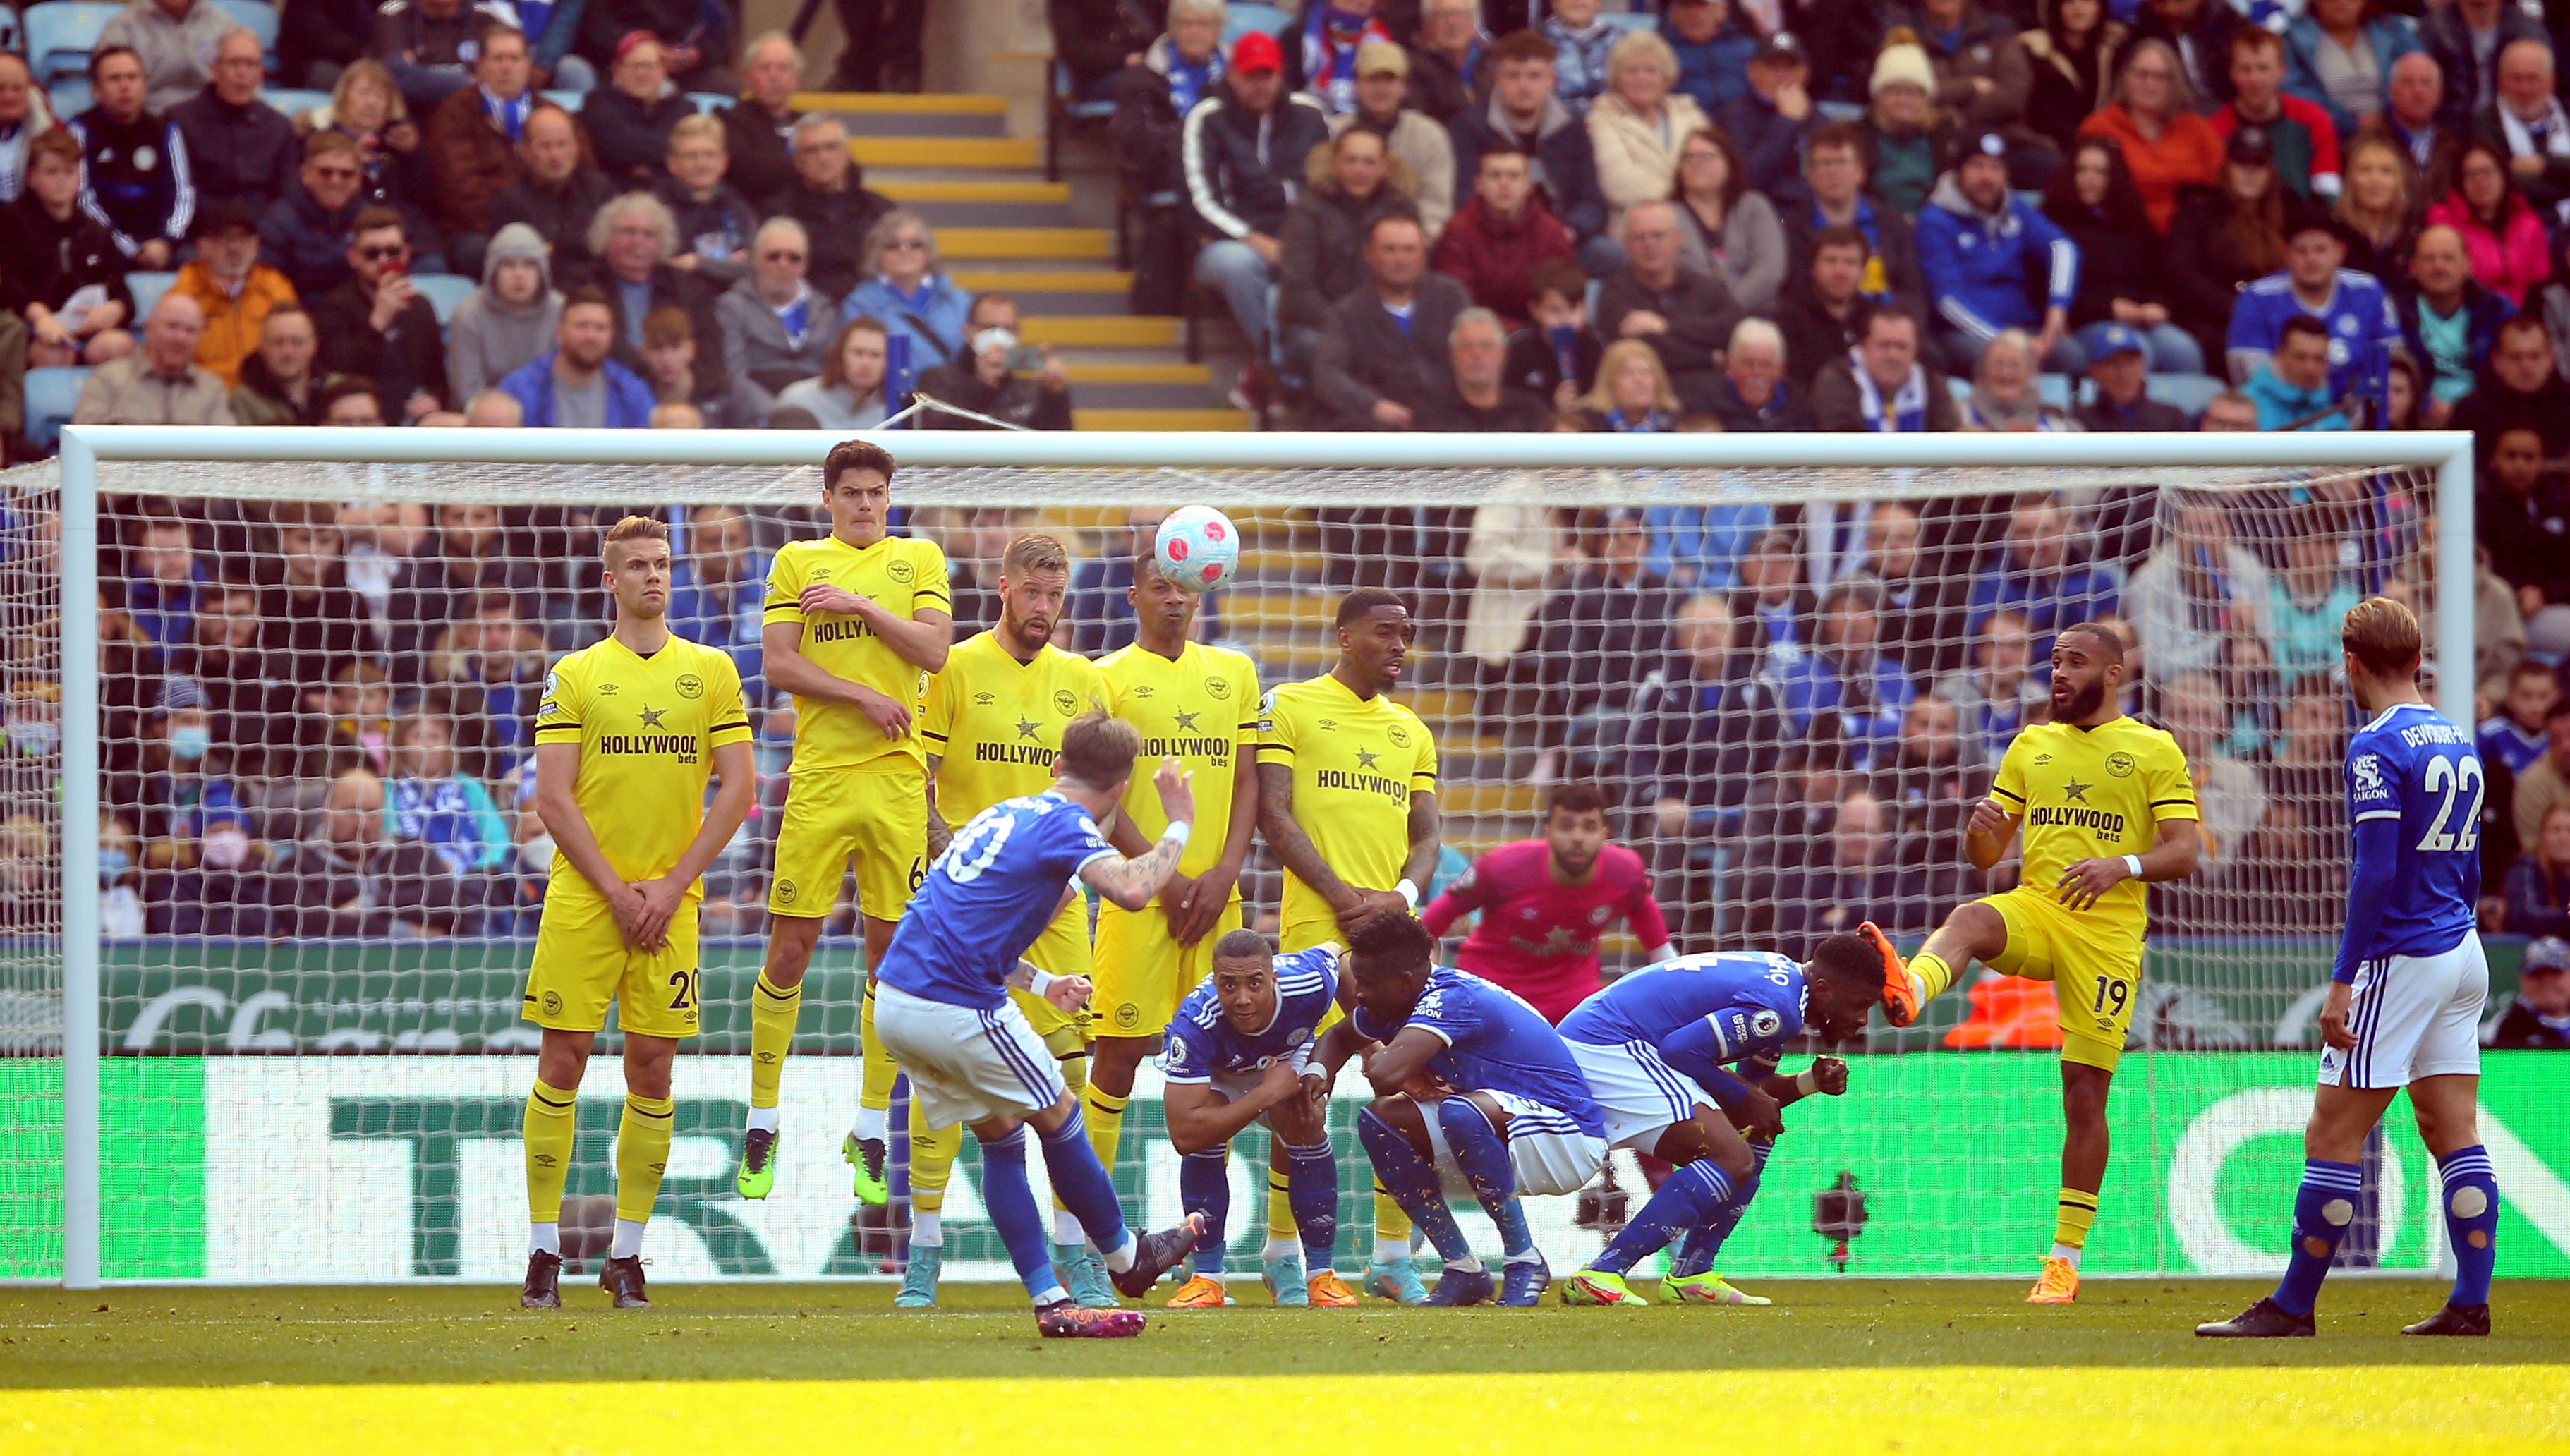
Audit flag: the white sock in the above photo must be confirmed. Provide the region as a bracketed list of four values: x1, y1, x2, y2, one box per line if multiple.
[1263, 1237, 1299, 1265]
[855, 1105, 887, 1142]
[529, 1222, 560, 1256]
[1908, 970, 1929, 1004]
[611, 1218, 646, 1260]
[747, 1105, 780, 1134]
[911, 1211, 942, 1248]
[1031, 1282, 1070, 1306]
[1053, 1210, 1086, 1247]
[2050, 1243, 2083, 1268]
[1099, 1230, 1138, 1273]
[1503, 1249, 1544, 1266]
[1443, 1254, 1484, 1274]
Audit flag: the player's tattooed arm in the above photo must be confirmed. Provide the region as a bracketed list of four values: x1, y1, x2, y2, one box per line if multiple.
[924, 754, 952, 859]
[1005, 957, 1092, 1013]
[1081, 834, 1187, 910]
[1254, 760, 1361, 913]
[1400, 789, 1443, 893]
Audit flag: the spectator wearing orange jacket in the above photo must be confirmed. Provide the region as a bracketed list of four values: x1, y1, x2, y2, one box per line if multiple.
[2075, 37, 2222, 232]
[171, 202, 297, 387]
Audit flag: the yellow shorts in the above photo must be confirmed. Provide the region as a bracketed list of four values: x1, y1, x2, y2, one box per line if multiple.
[1981, 885, 2146, 1072]
[769, 760, 927, 922]
[1014, 897, 1096, 1044]
[523, 892, 701, 1040]
[1093, 895, 1244, 1040]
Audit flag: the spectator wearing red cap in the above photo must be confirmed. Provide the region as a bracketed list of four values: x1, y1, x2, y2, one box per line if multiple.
[583, 33, 696, 186]
[1182, 29, 1329, 411]
[578, 0, 737, 95]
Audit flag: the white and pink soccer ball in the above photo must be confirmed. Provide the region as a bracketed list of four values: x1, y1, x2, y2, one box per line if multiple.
[1153, 505, 1239, 593]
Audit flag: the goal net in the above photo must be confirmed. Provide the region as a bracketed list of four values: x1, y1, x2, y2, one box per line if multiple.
[12, 425, 2515, 1290]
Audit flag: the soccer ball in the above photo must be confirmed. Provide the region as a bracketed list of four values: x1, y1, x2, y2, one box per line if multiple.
[1154, 505, 1239, 593]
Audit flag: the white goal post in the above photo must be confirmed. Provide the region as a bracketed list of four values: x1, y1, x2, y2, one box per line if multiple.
[46, 424, 2477, 1290]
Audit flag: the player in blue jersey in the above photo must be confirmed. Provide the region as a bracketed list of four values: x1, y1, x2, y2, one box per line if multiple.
[1158, 931, 1356, 1309]
[1553, 937, 1889, 1307]
[1315, 913, 1609, 1308]
[2200, 598, 2500, 1340]
[868, 709, 1205, 1338]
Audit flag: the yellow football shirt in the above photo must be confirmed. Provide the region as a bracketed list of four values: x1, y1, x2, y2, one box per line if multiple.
[921, 630, 1111, 825]
[1098, 639, 1261, 880]
[763, 532, 951, 772]
[1256, 672, 1438, 934]
[533, 632, 753, 903]
[1990, 715, 2198, 938]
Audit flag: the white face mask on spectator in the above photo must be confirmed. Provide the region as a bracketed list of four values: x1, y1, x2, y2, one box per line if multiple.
[201, 827, 252, 872]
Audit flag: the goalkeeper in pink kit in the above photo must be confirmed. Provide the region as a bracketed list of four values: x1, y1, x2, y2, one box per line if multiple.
[1420, 783, 1676, 1025]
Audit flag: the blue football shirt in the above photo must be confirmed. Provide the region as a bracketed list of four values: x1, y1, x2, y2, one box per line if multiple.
[875, 791, 1117, 1009]
[1354, 966, 1606, 1138]
[1558, 951, 1808, 1068]
[1163, 947, 1340, 1084]
[2339, 702, 2482, 981]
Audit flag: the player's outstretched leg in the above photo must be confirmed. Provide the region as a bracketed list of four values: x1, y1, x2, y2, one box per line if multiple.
[1357, 1100, 1491, 1306]
[1285, 1136, 1352, 1306]
[1894, 906, 2008, 1027]
[1569, 1160, 1740, 1308]
[1034, 1098, 1204, 1299]
[1662, 1139, 1774, 1306]
[1436, 1098, 1549, 1306]
[1169, 1148, 1232, 1308]
[967, 1120, 1146, 1340]
[1043, 1024, 1118, 1309]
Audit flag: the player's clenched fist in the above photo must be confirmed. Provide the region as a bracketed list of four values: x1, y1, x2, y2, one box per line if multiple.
[1808, 1055, 1850, 1096]
[1968, 795, 2015, 840]
[1045, 973, 1094, 1014]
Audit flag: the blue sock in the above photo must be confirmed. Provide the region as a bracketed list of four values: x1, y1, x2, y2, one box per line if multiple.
[1285, 1138, 1338, 1274]
[1180, 1148, 1230, 1275]
[1678, 1139, 1772, 1272]
[1593, 1158, 1736, 1275]
[1357, 1108, 1474, 1267]
[1666, 1226, 1716, 1280]
[2271, 1158, 2363, 1318]
[976, 1127, 1059, 1301]
[1037, 1106, 1131, 1256]
[2437, 1145, 2499, 1308]
[1436, 1098, 1534, 1262]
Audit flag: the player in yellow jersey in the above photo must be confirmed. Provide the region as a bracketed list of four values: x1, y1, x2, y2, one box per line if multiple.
[1256, 586, 1441, 1305]
[1090, 553, 1307, 1298]
[1883, 621, 2200, 1305]
[737, 439, 953, 1203]
[519, 516, 756, 1311]
[898, 530, 1115, 1307]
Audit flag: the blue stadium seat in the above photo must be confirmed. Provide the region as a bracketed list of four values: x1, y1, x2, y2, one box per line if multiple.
[1046, 56, 1115, 181]
[23, 1, 121, 83]
[210, 0, 279, 58]
[46, 75, 89, 119]
[408, 271, 476, 326]
[1946, 379, 1974, 409]
[2145, 371, 2229, 416]
[2037, 372, 2070, 410]
[126, 270, 175, 320]
[0, 11, 24, 54]
[263, 87, 328, 121]
[25, 366, 89, 452]
[686, 91, 731, 114]
[1223, 3, 1290, 45]
[1600, 11, 1658, 32]
[539, 89, 583, 111]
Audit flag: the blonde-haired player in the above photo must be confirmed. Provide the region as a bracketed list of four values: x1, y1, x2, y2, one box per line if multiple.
[1256, 586, 1441, 1304]
[900, 531, 1115, 1307]
[737, 439, 953, 1203]
[520, 516, 756, 1310]
[1884, 620, 2201, 1304]
[1090, 547, 1287, 1300]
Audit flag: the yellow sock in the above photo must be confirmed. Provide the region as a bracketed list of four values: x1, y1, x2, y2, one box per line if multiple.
[1913, 951, 1958, 1002]
[523, 1077, 577, 1223]
[1267, 1168, 1294, 1242]
[614, 1093, 674, 1224]
[749, 971, 802, 1111]
[1374, 1184, 1412, 1261]
[2055, 1187, 2099, 1256]
[859, 983, 898, 1115]
[1084, 1086, 1128, 1177]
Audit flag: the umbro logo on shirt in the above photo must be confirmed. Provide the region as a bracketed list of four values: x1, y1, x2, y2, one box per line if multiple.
[598, 683, 620, 696]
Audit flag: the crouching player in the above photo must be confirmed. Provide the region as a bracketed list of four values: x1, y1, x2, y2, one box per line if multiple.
[868, 710, 1204, 1337]
[1158, 930, 1354, 1309]
[1555, 935, 1890, 1306]
[1318, 914, 1608, 1307]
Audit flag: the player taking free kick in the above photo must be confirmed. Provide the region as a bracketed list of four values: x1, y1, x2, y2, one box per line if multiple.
[520, 516, 756, 1310]
[2199, 597, 2499, 1339]
[1886, 621, 2201, 1304]
[738, 439, 954, 1205]
[868, 708, 1203, 1337]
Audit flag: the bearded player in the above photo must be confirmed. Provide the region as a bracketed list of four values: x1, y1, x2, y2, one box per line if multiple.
[902, 532, 1114, 1308]
[737, 439, 952, 1203]
[1089, 551, 1272, 1281]
[1886, 621, 2201, 1304]
[1256, 587, 1442, 1304]
[521, 517, 756, 1310]
[1420, 782, 1677, 1023]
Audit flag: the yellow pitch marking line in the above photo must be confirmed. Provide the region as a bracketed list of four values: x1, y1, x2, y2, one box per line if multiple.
[15, 1368, 2570, 1456]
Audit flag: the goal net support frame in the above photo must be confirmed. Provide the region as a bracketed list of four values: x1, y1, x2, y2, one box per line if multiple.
[48, 424, 2478, 1290]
